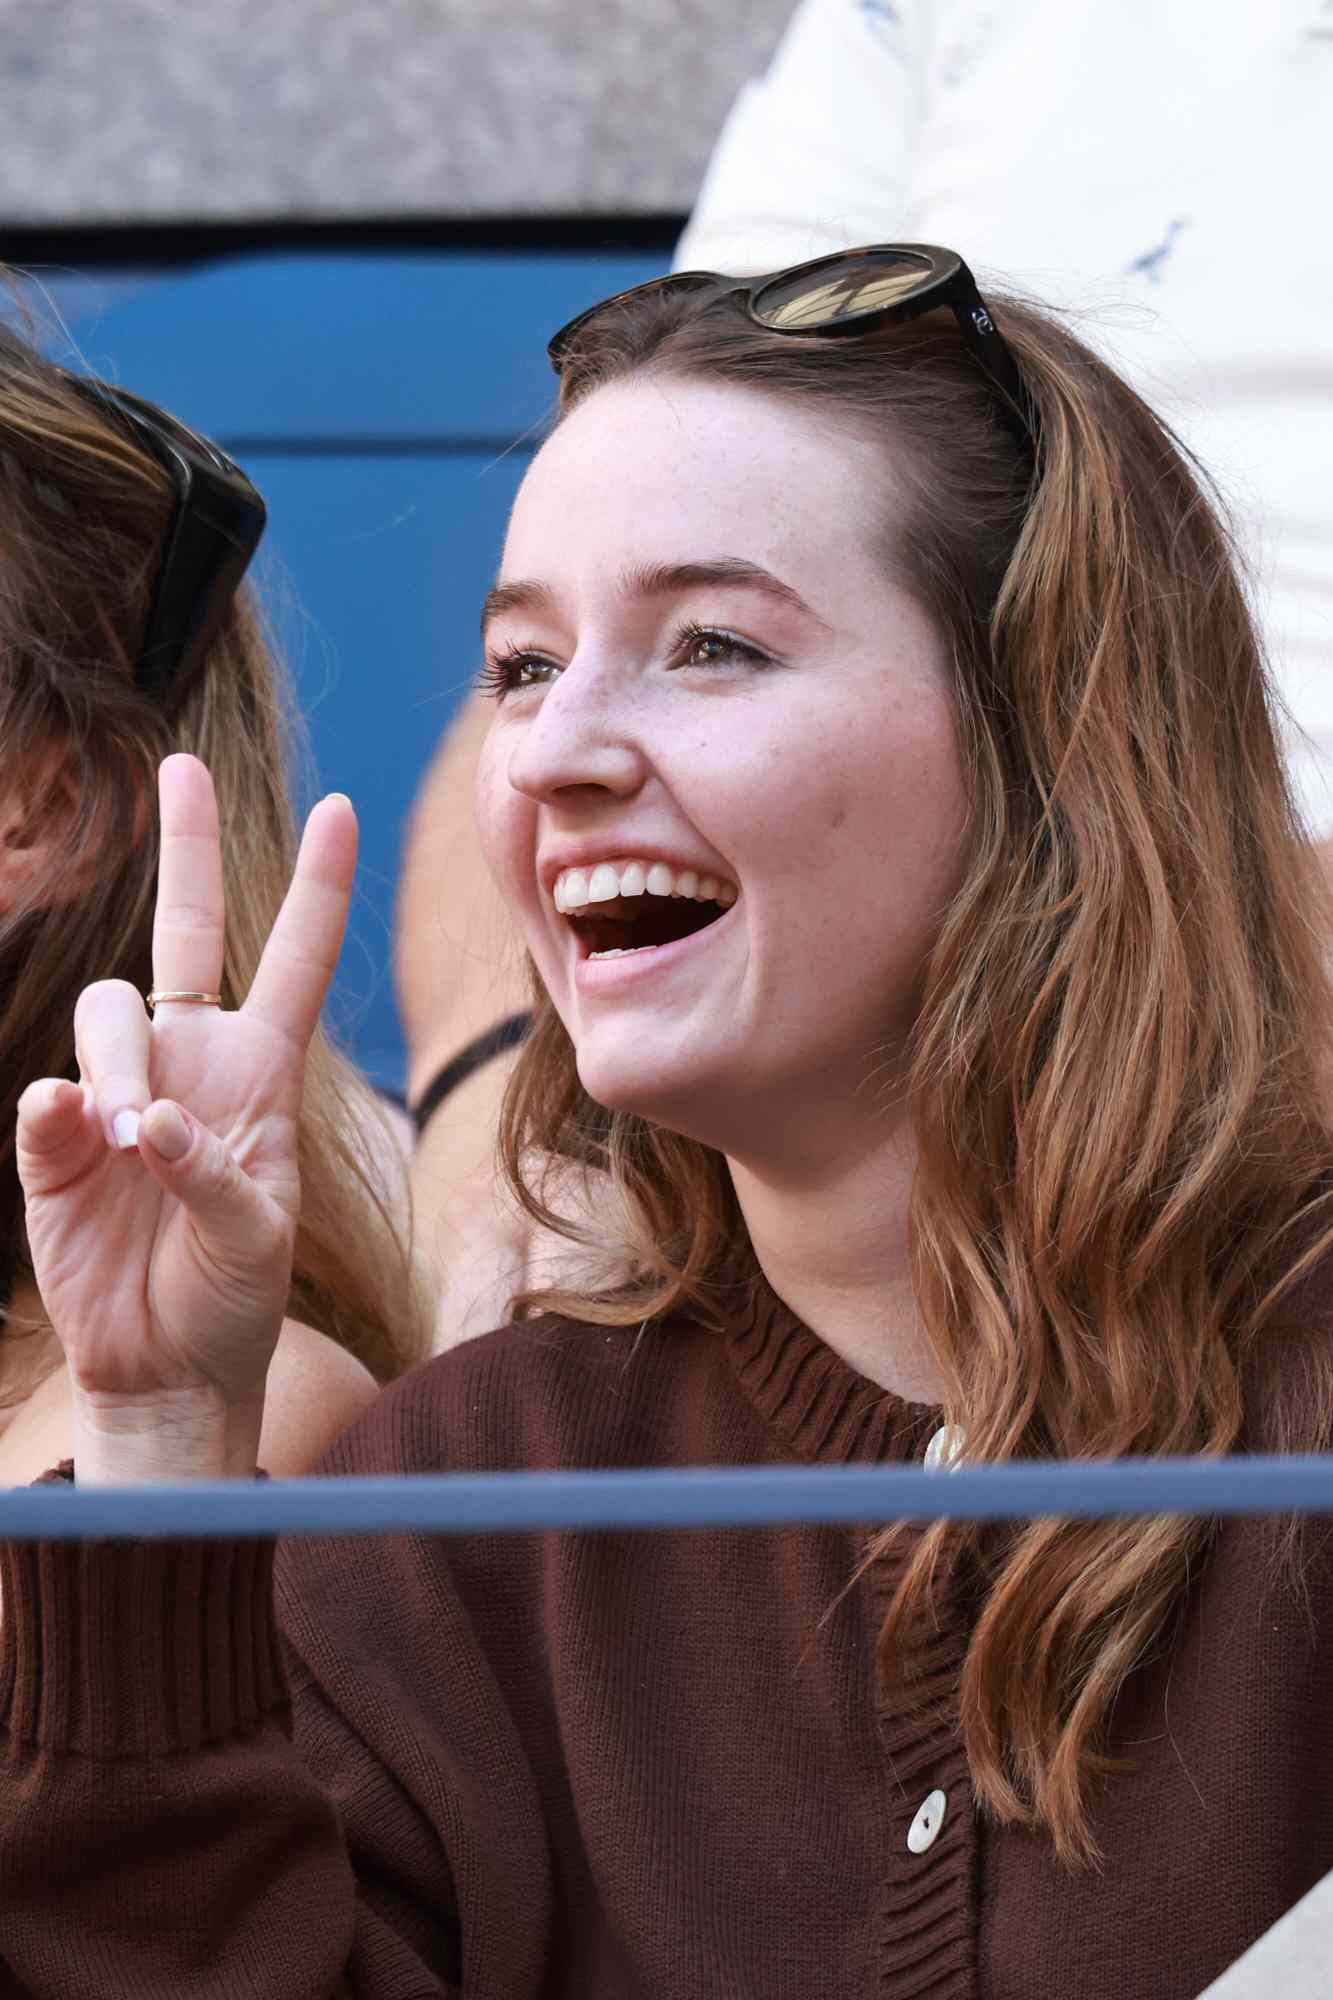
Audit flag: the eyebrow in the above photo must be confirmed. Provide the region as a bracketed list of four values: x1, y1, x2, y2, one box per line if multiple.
[479, 557, 826, 642]
[479, 578, 555, 641]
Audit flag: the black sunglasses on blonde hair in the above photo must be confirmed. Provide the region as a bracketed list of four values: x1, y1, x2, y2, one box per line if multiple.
[549, 242, 1039, 460]
[64, 376, 267, 699]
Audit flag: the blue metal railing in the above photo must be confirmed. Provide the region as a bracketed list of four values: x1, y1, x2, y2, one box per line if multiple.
[3, 1455, 1332, 1540]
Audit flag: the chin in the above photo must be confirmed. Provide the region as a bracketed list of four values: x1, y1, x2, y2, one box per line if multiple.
[573, 1042, 731, 1146]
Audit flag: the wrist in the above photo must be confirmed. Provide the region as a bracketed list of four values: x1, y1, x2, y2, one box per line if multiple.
[69, 1382, 264, 1484]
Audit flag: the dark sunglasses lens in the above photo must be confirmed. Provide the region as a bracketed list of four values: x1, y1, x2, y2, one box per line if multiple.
[751, 251, 937, 331]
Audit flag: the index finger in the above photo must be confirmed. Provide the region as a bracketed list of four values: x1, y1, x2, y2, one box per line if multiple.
[152, 754, 226, 1003]
[243, 793, 357, 1047]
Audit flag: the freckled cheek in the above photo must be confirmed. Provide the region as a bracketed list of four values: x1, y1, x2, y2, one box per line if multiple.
[757, 718, 965, 918]
[717, 738, 854, 879]
[679, 740, 792, 855]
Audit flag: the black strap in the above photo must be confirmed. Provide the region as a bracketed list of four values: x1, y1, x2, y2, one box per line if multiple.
[411, 1012, 533, 1135]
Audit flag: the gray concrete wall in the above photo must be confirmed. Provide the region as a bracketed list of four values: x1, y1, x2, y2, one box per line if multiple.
[0, 0, 790, 222]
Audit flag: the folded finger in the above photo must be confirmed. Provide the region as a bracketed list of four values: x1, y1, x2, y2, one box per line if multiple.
[151, 754, 226, 1005]
[16, 1078, 104, 1197]
[243, 794, 356, 1048]
[74, 979, 152, 1149]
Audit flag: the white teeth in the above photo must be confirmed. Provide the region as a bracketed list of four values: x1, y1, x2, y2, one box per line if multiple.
[559, 868, 589, 913]
[589, 944, 660, 959]
[551, 858, 739, 913]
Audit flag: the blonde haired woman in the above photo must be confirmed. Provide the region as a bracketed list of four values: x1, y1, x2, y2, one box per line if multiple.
[0, 317, 421, 1482]
[4, 246, 1333, 1996]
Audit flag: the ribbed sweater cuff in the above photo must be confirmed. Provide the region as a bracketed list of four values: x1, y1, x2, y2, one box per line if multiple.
[0, 1534, 288, 1757]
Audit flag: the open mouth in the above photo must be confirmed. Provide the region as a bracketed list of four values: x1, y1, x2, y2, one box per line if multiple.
[553, 860, 737, 961]
[570, 895, 731, 959]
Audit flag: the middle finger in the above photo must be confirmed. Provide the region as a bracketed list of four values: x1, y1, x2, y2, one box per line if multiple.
[151, 754, 226, 1007]
[244, 793, 357, 1049]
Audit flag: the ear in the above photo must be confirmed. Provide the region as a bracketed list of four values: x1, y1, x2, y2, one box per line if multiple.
[0, 746, 99, 917]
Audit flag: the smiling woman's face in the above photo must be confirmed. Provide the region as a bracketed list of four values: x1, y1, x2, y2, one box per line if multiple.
[474, 375, 969, 1171]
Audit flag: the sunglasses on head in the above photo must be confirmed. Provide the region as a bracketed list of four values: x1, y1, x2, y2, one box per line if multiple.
[63, 375, 267, 700]
[548, 242, 1038, 460]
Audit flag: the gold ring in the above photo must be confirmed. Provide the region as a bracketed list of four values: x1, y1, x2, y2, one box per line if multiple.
[146, 990, 223, 1012]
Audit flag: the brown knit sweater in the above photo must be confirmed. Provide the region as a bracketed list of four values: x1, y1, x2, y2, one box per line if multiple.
[1, 1281, 1331, 1998]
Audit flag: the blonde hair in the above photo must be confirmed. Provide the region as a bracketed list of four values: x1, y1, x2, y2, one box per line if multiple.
[0, 310, 423, 1386]
[499, 280, 1333, 1862]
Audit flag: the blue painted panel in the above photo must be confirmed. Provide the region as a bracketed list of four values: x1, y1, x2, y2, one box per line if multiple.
[250, 446, 527, 1088]
[42, 252, 665, 442]
[27, 249, 670, 1088]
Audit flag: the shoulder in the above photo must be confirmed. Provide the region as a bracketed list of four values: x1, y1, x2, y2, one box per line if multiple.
[258, 1318, 380, 1475]
[273, 1311, 725, 1687]
[313, 1308, 731, 1479]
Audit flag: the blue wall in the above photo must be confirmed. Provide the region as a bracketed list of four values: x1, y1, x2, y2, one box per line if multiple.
[39, 249, 664, 1090]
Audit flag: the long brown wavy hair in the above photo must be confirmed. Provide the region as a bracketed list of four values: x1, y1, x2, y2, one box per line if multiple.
[498, 278, 1333, 1862]
[0, 307, 422, 1389]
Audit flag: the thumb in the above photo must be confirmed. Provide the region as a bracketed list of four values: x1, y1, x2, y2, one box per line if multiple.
[138, 1100, 289, 1274]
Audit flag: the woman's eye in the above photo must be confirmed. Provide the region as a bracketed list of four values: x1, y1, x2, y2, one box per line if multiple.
[677, 626, 769, 669]
[478, 624, 769, 697]
[477, 650, 561, 698]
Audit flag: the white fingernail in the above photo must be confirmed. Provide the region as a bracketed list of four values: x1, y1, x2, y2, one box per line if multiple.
[113, 1110, 141, 1151]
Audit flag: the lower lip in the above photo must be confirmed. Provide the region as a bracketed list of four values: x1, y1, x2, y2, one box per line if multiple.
[572, 908, 736, 994]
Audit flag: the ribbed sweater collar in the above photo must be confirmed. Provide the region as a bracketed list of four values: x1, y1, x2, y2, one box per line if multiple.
[724, 1273, 940, 1466]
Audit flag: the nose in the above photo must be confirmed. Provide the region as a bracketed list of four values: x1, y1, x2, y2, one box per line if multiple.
[505, 656, 650, 810]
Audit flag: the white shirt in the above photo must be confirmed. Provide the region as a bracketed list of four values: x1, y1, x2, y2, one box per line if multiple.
[676, 0, 1333, 832]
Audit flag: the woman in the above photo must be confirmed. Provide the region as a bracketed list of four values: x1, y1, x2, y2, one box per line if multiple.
[3, 246, 1332, 1996]
[0, 317, 421, 1482]
[399, 0, 1333, 1356]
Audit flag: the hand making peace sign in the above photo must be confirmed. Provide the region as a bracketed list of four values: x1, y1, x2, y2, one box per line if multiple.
[14, 754, 357, 1481]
